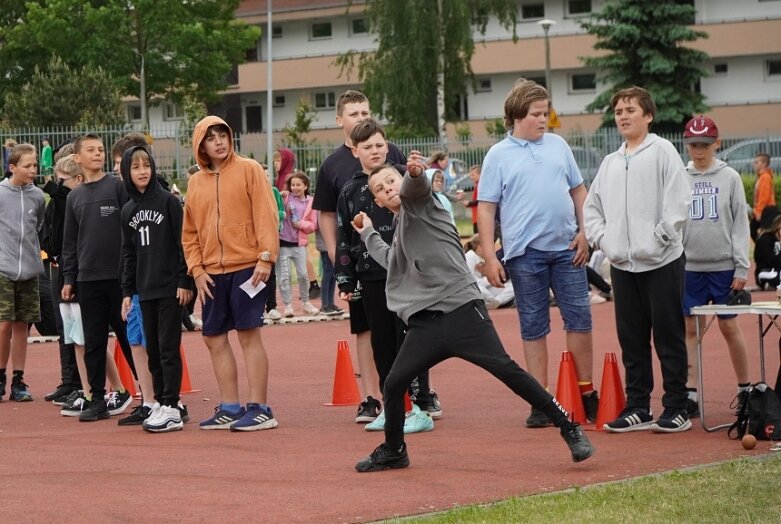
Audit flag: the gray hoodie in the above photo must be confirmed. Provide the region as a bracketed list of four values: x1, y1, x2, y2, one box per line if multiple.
[0, 178, 45, 280]
[359, 171, 480, 324]
[682, 159, 750, 279]
[584, 133, 691, 273]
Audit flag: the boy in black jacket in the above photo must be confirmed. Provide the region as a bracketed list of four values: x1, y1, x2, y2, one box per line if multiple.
[120, 146, 193, 432]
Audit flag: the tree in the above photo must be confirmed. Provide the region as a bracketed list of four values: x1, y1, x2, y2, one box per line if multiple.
[336, 0, 518, 139]
[1, 57, 125, 128]
[0, 0, 259, 128]
[580, 0, 709, 133]
[282, 98, 318, 149]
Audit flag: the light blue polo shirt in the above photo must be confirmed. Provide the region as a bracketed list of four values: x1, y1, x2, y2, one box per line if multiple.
[479, 132, 583, 261]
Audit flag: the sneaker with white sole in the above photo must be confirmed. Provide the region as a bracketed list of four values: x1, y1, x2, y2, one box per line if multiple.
[356, 396, 381, 423]
[230, 403, 278, 432]
[105, 390, 133, 416]
[60, 394, 88, 417]
[266, 308, 282, 321]
[143, 405, 184, 433]
[302, 302, 319, 316]
[199, 406, 246, 430]
[603, 407, 654, 432]
[650, 407, 692, 433]
[365, 410, 386, 431]
[189, 315, 203, 330]
[403, 404, 434, 434]
[284, 305, 294, 318]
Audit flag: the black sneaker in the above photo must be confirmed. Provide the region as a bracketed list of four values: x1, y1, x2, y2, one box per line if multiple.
[355, 443, 410, 472]
[9, 380, 33, 401]
[79, 399, 110, 422]
[182, 314, 196, 332]
[52, 387, 80, 406]
[560, 423, 595, 462]
[45, 384, 77, 402]
[415, 390, 442, 419]
[0, 378, 5, 401]
[731, 390, 749, 416]
[59, 391, 86, 416]
[106, 390, 133, 416]
[603, 407, 653, 432]
[582, 391, 599, 423]
[118, 405, 152, 426]
[650, 407, 692, 433]
[685, 398, 700, 419]
[178, 403, 190, 423]
[356, 396, 381, 423]
[309, 282, 321, 300]
[525, 407, 552, 428]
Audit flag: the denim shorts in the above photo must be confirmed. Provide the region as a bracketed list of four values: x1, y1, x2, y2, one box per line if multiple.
[125, 294, 146, 346]
[202, 267, 267, 336]
[506, 247, 592, 341]
[683, 270, 736, 319]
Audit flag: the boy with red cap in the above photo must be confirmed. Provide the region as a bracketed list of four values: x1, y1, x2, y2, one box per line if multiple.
[680, 115, 752, 418]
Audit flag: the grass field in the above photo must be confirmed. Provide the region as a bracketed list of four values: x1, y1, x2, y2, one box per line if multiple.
[395, 454, 781, 523]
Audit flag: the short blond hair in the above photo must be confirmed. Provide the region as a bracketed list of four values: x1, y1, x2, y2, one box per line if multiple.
[55, 154, 83, 179]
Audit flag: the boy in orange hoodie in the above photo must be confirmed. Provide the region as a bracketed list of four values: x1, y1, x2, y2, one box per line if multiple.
[750, 152, 776, 242]
[182, 116, 280, 431]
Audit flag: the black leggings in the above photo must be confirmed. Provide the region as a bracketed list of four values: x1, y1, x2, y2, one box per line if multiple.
[383, 300, 569, 449]
[141, 297, 183, 406]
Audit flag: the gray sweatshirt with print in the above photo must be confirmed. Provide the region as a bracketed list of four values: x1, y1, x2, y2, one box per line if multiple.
[682, 159, 750, 280]
[0, 178, 45, 280]
[584, 133, 691, 273]
[359, 171, 480, 324]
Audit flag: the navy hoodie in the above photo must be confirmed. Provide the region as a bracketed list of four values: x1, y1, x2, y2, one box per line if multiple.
[120, 146, 192, 301]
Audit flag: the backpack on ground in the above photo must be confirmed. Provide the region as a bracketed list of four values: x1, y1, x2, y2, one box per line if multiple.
[728, 382, 781, 440]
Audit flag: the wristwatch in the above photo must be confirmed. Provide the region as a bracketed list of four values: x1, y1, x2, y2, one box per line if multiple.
[260, 251, 271, 262]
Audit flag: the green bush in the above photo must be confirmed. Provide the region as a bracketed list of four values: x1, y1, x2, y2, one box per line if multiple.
[741, 173, 781, 209]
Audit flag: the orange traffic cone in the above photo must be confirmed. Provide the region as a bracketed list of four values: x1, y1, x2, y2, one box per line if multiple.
[324, 340, 362, 406]
[555, 351, 586, 424]
[179, 344, 200, 394]
[595, 352, 626, 430]
[113, 339, 137, 397]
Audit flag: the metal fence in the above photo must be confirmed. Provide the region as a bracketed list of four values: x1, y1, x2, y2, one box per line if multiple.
[3, 125, 779, 188]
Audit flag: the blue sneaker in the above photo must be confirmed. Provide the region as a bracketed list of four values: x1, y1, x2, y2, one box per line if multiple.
[230, 403, 279, 432]
[403, 404, 434, 434]
[199, 406, 246, 430]
[9, 381, 33, 402]
[365, 410, 386, 431]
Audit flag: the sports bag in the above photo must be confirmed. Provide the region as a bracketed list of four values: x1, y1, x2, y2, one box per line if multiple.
[728, 382, 781, 440]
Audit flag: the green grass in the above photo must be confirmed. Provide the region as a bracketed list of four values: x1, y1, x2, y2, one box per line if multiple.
[390, 454, 781, 523]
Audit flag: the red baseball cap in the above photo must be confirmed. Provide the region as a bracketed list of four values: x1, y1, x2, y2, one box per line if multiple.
[683, 116, 719, 144]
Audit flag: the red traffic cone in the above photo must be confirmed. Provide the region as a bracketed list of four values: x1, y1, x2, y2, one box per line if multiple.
[555, 351, 586, 424]
[179, 344, 200, 395]
[113, 339, 137, 397]
[404, 392, 413, 413]
[595, 352, 626, 431]
[324, 340, 362, 406]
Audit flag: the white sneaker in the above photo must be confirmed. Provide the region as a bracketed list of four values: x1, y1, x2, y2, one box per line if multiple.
[589, 292, 607, 305]
[758, 269, 778, 280]
[284, 305, 294, 318]
[143, 405, 183, 433]
[302, 302, 319, 316]
[266, 308, 282, 321]
[189, 314, 203, 330]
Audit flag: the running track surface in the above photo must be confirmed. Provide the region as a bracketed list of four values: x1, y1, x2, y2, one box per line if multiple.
[4, 292, 779, 523]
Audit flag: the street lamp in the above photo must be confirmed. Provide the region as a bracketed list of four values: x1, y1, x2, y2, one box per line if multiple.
[537, 18, 556, 101]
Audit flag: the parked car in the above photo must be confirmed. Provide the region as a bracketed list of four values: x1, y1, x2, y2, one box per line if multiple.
[717, 137, 781, 173]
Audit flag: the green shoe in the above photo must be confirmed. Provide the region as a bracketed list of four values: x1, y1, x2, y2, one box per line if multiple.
[365, 410, 385, 431]
[403, 404, 433, 434]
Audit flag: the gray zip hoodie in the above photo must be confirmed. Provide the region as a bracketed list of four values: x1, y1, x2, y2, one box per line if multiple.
[682, 159, 750, 279]
[0, 178, 45, 280]
[584, 133, 691, 273]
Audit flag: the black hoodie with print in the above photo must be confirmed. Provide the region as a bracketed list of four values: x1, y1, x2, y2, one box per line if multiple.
[120, 146, 192, 300]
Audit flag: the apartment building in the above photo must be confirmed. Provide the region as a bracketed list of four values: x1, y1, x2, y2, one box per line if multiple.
[135, 0, 781, 142]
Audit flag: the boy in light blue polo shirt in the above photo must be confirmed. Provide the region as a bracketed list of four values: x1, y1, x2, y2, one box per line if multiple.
[477, 78, 596, 429]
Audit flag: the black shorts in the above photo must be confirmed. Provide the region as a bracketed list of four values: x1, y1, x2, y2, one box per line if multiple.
[348, 299, 369, 334]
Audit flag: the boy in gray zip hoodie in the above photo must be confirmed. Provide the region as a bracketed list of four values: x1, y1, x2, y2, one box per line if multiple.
[680, 115, 751, 418]
[351, 157, 593, 472]
[0, 144, 45, 402]
[584, 86, 692, 433]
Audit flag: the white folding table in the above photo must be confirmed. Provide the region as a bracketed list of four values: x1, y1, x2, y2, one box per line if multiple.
[690, 301, 778, 432]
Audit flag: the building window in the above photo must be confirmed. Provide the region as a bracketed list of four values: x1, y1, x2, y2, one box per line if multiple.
[351, 18, 368, 35]
[476, 78, 492, 92]
[246, 106, 262, 133]
[273, 95, 286, 108]
[314, 91, 336, 109]
[164, 103, 184, 121]
[245, 44, 258, 62]
[767, 59, 781, 78]
[570, 73, 596, 92]
[272, 25, 282, 38]
[521, 3, 544, 20]
[310, 22, 332, 40]
[567, 0, 592, 15]
[127, 105, 142, 122]
[714, 63, 728, 75]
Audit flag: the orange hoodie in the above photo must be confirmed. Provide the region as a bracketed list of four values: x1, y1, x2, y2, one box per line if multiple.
[754, 167, 776, 219]
[182, 116, 279, 279]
